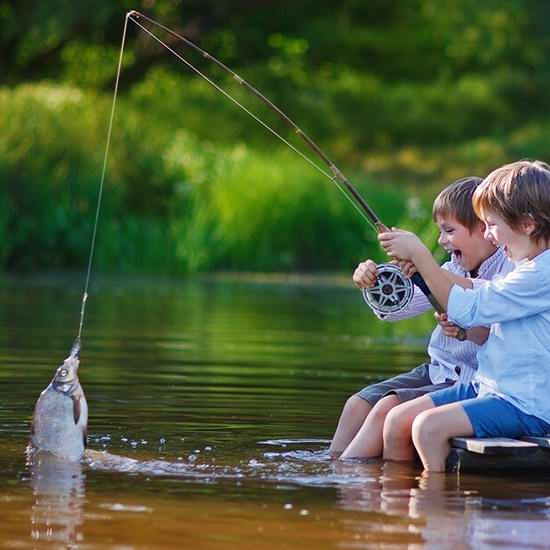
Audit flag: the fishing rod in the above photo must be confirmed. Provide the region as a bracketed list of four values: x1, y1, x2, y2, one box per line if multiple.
[84, 11, 465, 339]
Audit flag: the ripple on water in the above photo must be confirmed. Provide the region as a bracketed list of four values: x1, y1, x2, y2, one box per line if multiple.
[82, 438, 382, 491]
[3, 275, 550, 550]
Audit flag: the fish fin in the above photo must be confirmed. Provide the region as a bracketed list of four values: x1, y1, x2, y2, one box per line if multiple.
[83, 428, 87, 449]
[73, 395, 81, 425]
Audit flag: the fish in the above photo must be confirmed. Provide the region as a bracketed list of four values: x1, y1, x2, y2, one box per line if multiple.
[29, 338, 88, 461]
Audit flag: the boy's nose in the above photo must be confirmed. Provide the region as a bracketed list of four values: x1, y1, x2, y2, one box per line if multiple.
[438, 233, 447, 246]
[483, 226, 493, 241]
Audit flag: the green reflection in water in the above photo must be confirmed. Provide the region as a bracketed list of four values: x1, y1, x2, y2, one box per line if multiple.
[1, 273, 548, 549]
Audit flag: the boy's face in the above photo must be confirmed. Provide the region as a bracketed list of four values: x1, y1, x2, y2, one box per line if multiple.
[436, 215, 497, 272]
[482, 209, 539, 261]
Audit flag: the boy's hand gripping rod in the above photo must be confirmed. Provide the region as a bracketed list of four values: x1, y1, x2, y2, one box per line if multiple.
[126, 11, 467, 341]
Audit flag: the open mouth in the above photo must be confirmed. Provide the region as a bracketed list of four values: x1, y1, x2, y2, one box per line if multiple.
[448, 249, 462, 263]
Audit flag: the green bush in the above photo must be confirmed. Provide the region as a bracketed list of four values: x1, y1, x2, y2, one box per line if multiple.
[3, 79, 546, 274]
[0, 82, 409, 273]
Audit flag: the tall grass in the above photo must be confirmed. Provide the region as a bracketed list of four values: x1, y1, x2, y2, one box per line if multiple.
[7, 79, 544, 275]
[0, 83, 415, 273]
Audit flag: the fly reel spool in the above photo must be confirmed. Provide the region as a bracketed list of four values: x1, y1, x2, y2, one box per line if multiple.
[362, 263, 414, 315]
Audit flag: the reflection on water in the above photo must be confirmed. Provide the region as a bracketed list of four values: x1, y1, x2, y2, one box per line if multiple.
[0, 273, 549, 549]
[29, 452, 86, 546]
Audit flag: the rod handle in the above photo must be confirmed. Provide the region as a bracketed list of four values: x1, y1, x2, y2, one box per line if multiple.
[410, 272, 467, 341]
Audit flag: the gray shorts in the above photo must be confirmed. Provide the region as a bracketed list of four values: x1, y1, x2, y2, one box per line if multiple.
[355, 363, 454, 406]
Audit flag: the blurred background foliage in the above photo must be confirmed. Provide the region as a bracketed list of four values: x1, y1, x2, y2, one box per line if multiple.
[1, 0, 550, 273]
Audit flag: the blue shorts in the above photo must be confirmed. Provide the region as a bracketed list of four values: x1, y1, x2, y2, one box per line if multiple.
[429, 384, 550, 439]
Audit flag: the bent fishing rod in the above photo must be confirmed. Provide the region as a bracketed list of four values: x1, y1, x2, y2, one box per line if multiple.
[81, 11, 465, 339]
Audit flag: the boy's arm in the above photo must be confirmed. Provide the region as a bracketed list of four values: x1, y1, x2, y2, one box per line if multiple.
[376, 284, 432, 322]
[466, 326, 490, 345]
[381, 229, 550, 327]
[436, 312, 490, 345]
[379, 230, 473, 309]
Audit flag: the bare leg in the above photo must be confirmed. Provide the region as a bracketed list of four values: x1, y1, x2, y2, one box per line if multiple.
[340, 394, 401, 459]
[329, 396, 372, 457]
[383, 395, 435, 461]
[412, 403, 474, 472]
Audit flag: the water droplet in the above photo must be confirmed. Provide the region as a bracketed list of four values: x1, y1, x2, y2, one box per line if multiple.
[131, 441, 138, 448]
[141, 440, 148, 444]
[121, 437, 128, 442]
[299, 509, 309, 516]
[188, 454, 197, 462]
[284, 503, 293, 510]
[159, 438, 166, 444]
[204, 446, 212, 451]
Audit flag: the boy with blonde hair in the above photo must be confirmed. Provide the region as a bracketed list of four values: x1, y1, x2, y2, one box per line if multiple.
[380, 160, 550, 471]
[330, 177, 513, 459]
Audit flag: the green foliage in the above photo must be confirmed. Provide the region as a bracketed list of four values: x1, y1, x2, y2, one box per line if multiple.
[0, 83, 409, 273]
[1, 1, 550, 273]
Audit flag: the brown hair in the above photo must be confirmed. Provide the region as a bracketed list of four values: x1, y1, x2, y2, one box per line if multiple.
[432, 176, 483, 232]
[473, 160, 550, 243]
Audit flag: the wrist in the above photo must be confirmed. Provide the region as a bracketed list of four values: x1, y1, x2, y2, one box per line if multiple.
[411, 244, 431, 269]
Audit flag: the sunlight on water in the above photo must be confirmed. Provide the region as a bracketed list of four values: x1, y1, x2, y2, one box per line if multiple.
[0, 273, 549, 549]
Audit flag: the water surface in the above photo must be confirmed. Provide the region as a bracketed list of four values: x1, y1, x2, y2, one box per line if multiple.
[0, 273, 549, 549]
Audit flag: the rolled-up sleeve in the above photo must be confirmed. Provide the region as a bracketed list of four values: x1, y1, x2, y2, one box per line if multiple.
[448, 262, 550, 328]
[447, 285, 480, 328]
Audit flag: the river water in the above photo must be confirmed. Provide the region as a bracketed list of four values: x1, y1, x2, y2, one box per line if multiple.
[0, 273, 549, 549]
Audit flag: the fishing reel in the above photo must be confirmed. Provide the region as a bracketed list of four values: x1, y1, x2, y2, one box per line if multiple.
[362, 263, 414, 315]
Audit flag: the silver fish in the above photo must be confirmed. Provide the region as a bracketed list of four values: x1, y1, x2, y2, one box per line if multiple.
[29, 338, 88, 461]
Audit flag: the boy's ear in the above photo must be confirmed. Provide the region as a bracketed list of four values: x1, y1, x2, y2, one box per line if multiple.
[475, 220, 486, 236]
[522, 214, 537, 236]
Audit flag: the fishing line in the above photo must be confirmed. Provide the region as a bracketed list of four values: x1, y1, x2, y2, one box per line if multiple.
[77, 13, 130, 340]
[127, 13, 378, 232]
[76, 11, 459, 336]
[78, 10, 379, 339]
[125, 13, 464, 336]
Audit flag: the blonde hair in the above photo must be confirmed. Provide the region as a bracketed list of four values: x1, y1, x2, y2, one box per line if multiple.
[432, 176, 483, 231]
[473, 160, 550, 243]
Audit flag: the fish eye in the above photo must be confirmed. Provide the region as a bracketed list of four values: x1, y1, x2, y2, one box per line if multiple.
[60, 369, 68, 377]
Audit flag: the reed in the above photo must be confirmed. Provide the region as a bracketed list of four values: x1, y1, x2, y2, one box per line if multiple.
[0, 82, 447, 274]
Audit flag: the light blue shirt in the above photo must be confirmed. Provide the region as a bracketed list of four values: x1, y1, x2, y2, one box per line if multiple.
[378, 247, 514, 385]
[448, 249, 550, 423]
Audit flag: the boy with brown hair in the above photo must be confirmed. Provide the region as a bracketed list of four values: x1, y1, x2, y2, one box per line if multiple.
[380, 160, 550, 471]
[330, 176, 513, 459]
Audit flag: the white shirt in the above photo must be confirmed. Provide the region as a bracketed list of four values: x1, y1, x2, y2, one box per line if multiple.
[376, 248, 514, 384]
[448, 249, 550, 423]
